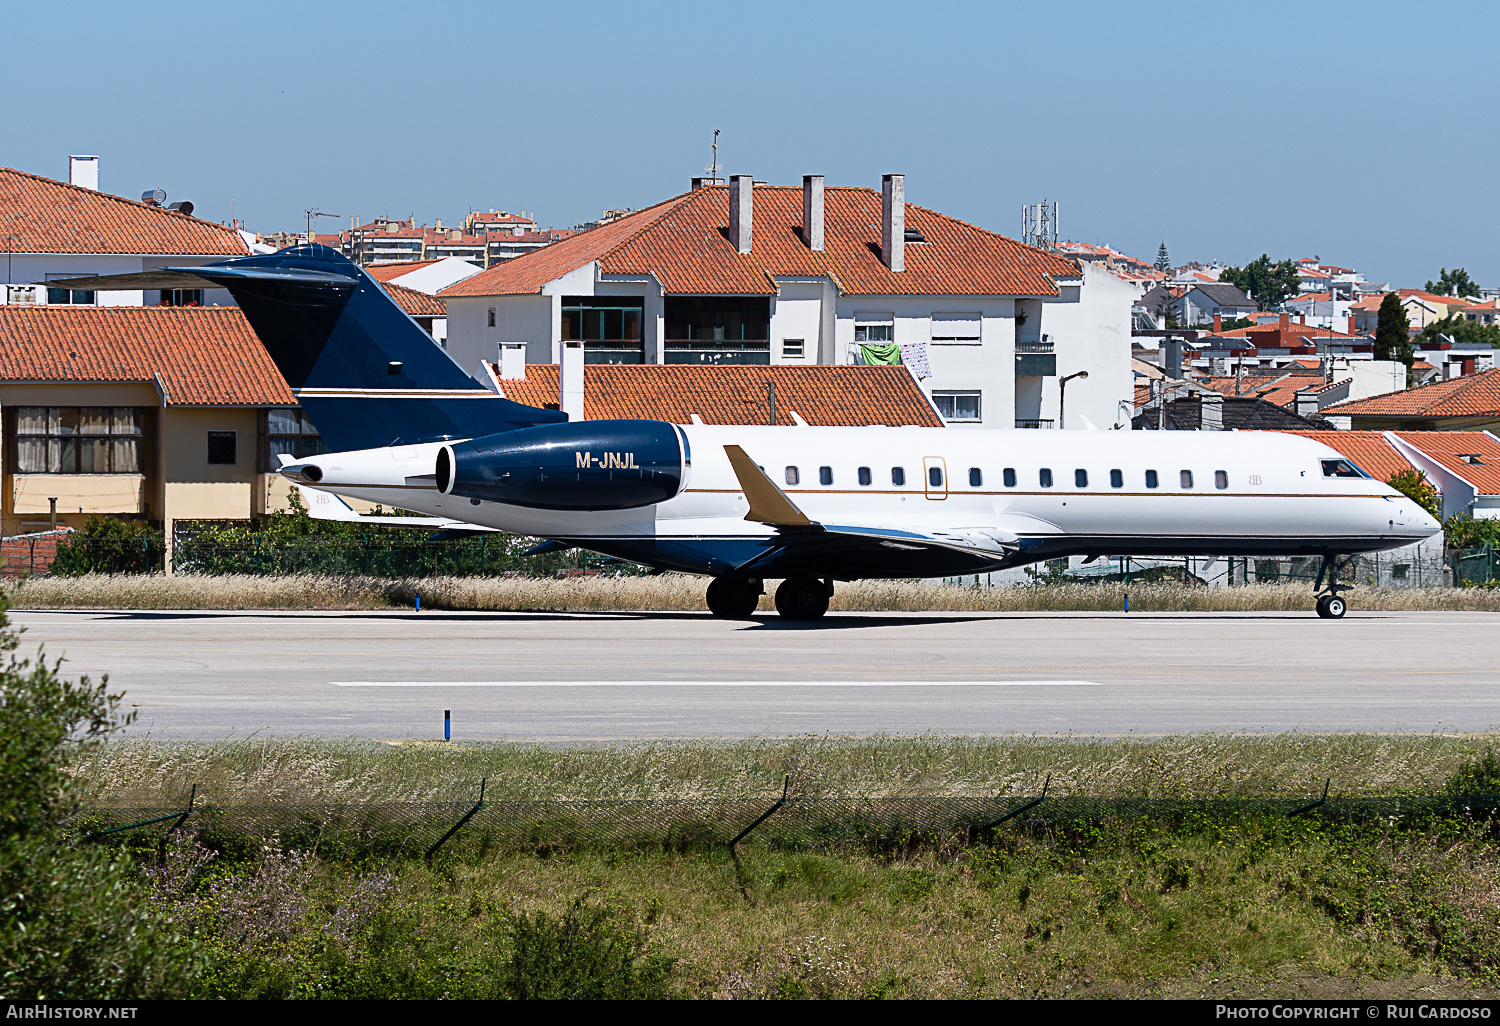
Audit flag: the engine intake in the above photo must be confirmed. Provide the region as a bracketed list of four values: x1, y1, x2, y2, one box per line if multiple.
[437, 420, 687, 511]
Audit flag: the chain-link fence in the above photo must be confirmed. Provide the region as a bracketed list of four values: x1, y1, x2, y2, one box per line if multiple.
[75, 786, 1500, 859]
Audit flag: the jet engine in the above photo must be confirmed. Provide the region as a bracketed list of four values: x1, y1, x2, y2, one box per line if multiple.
[436, 419, 689, 511]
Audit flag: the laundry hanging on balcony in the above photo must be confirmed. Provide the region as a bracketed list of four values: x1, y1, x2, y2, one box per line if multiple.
[858, 342, 901, 366]
[898, 341, 931, 380]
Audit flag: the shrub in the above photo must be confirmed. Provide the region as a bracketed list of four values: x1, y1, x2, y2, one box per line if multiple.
[1445, 749, 1500, 795]
[49, 516, 163, 576]
[0, 593, 196, 998]
[501, 897, 675, 999]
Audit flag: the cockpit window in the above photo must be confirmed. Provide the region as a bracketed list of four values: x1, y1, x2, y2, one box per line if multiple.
[1321, 459, 1365, 478]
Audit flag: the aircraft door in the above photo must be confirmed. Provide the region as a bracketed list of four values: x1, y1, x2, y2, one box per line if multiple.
[923, 457, 948, 500]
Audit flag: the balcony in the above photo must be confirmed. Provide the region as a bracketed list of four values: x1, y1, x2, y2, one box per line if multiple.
[664, 340, 770, 365]
[1015, 419, 1056, 429]
[1014, 340, 1055, 353]
[580, 340, 645, 365]
[1014, 351, 1057, 376]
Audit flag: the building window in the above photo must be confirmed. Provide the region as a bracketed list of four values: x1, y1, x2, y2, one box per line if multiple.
[487, 308, 496, 328]
[969, 468, 982, 487]
[854, 313, 894, 343]
[931, 312, 981, 344]
[266, 408, 324, 469]
[158, 289, 203, 306]
[891, 467, 906, 486]
[1180, 469, 1194, 489]
[1003, 467, 1016, 487]
[819, 466, 833, 486]
[782, 338, 805, 359]
[1040, 468, 1053, 488]
[785, 466, 800, 486]
[858, 467, 872, 486]
[932, 391, 981, 423]
[1146, 470, 1159, 488]
[45, 286, 94, 305]
[1075, 469, 1088, 488]
[14, 407, 142, 474]
[562, 297, 644, 341]
[1110, 469, 1123, 488]
[207, 431, 238, 465]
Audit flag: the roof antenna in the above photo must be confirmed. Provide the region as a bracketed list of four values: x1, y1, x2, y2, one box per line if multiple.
[707, 128, 720, 180]
[304, 208, 339, 245]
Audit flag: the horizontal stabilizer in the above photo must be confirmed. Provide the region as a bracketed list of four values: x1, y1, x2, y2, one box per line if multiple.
[297, 484, 497, 531]
[723, 445, 816, 528]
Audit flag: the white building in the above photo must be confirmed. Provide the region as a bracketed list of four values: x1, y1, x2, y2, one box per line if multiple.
[440, 175, 1133, 430]
[1, 160, 250, 308]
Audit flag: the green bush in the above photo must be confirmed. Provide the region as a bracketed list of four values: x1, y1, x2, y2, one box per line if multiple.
[0, 594, 196, 997]
[502, 897, 675, 999]
[1445, 750, 1500, 795]
[50, 516, 163, 576]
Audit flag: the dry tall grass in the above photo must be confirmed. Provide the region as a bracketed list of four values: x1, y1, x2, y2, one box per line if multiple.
[74, 733, 1500, 802]
[14, 572, 1500, 613]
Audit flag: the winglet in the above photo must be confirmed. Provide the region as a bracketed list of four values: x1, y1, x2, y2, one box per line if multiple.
[723, 445, 816, 527]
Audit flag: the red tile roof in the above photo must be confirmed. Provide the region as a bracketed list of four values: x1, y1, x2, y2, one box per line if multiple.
[1323, 367, 1500, 418]
[1200, 372, 1326, 406]
[381, 281, 445, 317]
[0, 167, 250, 256]
[1350, 289, 1475, 312]
[442, 184, 1079, 299]
[365, 259, 439, 282]
[0, 306, 294, 406]
[1213, 321, 1362, 345]
[490, 364, 942, 427]
[1392, 430, 1500, 495]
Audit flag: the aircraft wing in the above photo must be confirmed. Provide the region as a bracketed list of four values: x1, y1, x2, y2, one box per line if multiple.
[721, 444, 1024, 576]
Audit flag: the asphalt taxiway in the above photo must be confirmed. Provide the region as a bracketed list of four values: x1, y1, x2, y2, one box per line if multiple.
[9, 608, 1498, 740]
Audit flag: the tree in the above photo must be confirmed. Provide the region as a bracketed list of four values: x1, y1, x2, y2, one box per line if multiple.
[1373, 291, 1414, 366]
[1425, 267, 1481, 299]
[1154, 242, 1171, 273]
[1386, 468, 1441, 521]
[1418, 313, 1500, 349]
[1219, 255, 1302, 310]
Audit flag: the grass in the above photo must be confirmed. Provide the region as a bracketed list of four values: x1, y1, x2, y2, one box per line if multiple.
[75, 733, 1500, 803]
[15, 573, 1500, 613]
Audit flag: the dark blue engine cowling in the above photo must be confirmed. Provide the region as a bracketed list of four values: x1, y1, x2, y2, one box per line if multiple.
[437, 419, 688, 510]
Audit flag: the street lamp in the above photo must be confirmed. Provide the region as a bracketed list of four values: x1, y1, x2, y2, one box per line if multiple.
[1059, 370, 1088, 429]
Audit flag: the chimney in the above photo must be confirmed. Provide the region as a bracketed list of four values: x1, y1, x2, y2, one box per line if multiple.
[728, 175, 753, 254]
[1200, 393, 1223, 431]
[881, 173, 905, 271]
[1165, 338, 1183, 379]
[1213, 313, 1222, 333]
[499, 342, 527, 380]
[1347, 314, 1356, 335]
[1279, 312, 1289, 329]
[68, 155, 98, 191]
[802, 175, 825, 251]
[560, 341, 584, 421]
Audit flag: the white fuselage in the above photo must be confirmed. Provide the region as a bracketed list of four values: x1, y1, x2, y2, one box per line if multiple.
[293, 425, 1441, 572]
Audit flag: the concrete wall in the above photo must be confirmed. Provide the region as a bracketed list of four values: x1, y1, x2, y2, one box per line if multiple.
[159, 408, 259, 521]
[769, 280, 825, 364]
[1037, 264, 1135, 429]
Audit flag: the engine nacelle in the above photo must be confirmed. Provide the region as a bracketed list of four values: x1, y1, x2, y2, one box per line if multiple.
[436, 419, 689, 511]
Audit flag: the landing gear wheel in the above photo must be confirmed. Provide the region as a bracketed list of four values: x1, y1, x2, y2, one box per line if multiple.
[1324, 595, 1346, 619]
[775, 577, 830, 621]
[706, 577, 761, 619]
[1315, 595, 1330, 618]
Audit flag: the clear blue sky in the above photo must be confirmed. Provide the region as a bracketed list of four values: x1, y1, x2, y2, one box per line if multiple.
[9, 0, 1495, 289]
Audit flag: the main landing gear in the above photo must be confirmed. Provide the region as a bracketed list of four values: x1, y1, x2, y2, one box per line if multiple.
[1313, 555, 1351, 619]
[704, 576, 834, 621]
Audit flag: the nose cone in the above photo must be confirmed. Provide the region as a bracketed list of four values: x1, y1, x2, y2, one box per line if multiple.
[1391, 496, 1442, 539]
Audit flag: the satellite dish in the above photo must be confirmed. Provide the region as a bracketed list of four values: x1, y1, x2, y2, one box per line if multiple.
[140, 188, 167, 206]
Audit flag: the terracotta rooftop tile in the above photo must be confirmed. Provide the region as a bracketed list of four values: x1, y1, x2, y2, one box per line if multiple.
[1271, 430, 1414, 482]
[1324, 367, 1500, 418]
[442, 184, 1078, 299]
[381, 281, 446, 317]
[0, 306, 293, 406]
[1392, 430, 1500, 495]
[365, 260, 440, 282]
[490, 364, 942, 427]
[0, 167, 248, 256]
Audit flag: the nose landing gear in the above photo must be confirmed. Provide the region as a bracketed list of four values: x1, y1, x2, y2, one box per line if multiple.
[1313, 555, 1351, 618]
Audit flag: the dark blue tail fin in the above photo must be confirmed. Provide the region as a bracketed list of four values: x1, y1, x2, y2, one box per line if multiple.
[180, 245, 563, 450]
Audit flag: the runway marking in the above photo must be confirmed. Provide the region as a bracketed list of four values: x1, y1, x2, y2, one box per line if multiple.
[334, 679, 1104, 688]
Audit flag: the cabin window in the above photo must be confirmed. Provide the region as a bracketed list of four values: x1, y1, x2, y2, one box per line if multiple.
[928, 466, 943, 487]
[785, 466, 799, 486]
[1110, 469, 1123, 488]
[891, 466, 905, 486]
[1321, 459, 1364, 478]
[1039, 468, 1053, 488]
[858, 466, 872, 486]
[1003, 467, 1016, 487]
[1146, 470, 1159, 488]
[969, 468, 982, 487]
[1215, 470, 1229, 489]
[819, 466, 833, 486]
[1180, 470, 1194, 488]
[1075, 469, 1088, 488]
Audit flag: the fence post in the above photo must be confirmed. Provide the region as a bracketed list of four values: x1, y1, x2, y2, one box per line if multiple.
[1286, 778, 1331, 818]
[426, 779, 486, 861]
[83, 784, 197, 842]
[729, 775, 790, 849]
[969, 775, 1051, 840]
